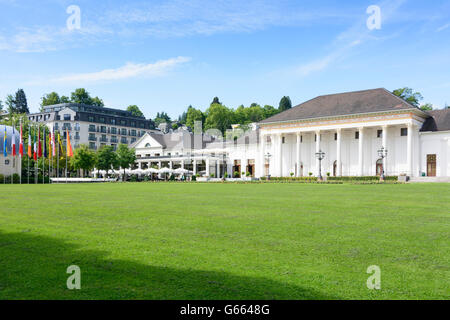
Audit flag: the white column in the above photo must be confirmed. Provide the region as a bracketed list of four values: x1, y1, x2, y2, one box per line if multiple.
[315, 130, 321, 176]
[382, 125, 388, 175]
[169, 161, 173, 169]
[193, 159, 197, 175]
[358, 127, 364, 176]
[181, 160, 185, 169]
[278, 133, 283, 177]
[216, 160, 220, 178]
[260, 134, 265, 178]
[296, 133, 301, 177]
[138, 162, 142, 169]
[206, 158, 210, 177]
[407, 123, 413, 176]
[158, 161, 161, 169]
[336, 129, 342, 176]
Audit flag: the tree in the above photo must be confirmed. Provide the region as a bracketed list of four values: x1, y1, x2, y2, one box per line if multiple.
[0, 100, 3, 111]
[5, 94, 16, 114]
[154, 111, 171, 126]
[71, 144, 96, 177]
[41, 92, 61, 107]
[185, 106, 204, 129]
[204, 103, 234, 134]
[263, 105, 279, 118]
[279, 96, 292, 111]
[127, 105, 144, 117]
[211, 97, 222, 105]
[14, 89, 29, 114]
[392, 88, 423, 107]
[70, 88, 103, 106]
[60, 96, 70, 103]
[116, 144, 137, 181]
[420, 103, 433, 111]
[96, 145, 118, 176]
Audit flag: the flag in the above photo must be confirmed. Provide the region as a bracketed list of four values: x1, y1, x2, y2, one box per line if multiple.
[28, 126, 32, 158]
[57, 132, 64, 158]
[51, 128, 56, 156]
[66, 129, 73, 157]
[3, 126, 7, 157]
[38, 127, 42, 158]
[12, 126, 16, 157]
[49, 131, 52, 158]
[43, 127, 47, 158]
[33, 127, 37, 161]
[19, 123, 24, 157]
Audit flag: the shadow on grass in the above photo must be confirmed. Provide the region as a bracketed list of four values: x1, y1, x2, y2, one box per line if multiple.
[0, 231, 337, 300]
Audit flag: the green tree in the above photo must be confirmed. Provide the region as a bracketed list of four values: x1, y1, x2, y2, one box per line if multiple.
[116, 144, 137, 181]
[96, 145, 118, 176]
[60, 95, 70, 103]
[392, 88, 423, 107]
[154, 111, 171, 126]
[0, 100, 3, 111]
[185, 106, 204, 129]
[204, 103, 234, 134]
[5, 94, 16, 114]
[14, 89, 29, 114]
[71, 144, 96, 177]
[211, 97, 222, 105]
[41, 92, 61, 106]
[70, 88, 104, 106]
[127, 105, 144, 117]
[420, 103, 433, 111]
[263, 105, 279, 118]
[279, 96, 292, 111]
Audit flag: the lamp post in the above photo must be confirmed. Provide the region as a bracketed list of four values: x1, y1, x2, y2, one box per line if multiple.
[265, 152, 272, 180]
[377, 146, 388, 181]
[315, 149, 325, 181]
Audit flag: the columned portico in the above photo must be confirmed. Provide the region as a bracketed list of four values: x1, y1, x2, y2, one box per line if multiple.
[336, 129, 342, 176]
[277, 133, 282, 177]
[315, 130, 321, 176]
[382, 125, 388, 176]
[296, 133, 301, 177]
[407, 123, 413, 176]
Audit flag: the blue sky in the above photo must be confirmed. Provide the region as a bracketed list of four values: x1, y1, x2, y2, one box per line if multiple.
[1, 0, 449, 119]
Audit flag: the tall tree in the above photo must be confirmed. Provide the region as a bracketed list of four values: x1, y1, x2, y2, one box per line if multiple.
[0, 100, 3, 111]
[41, 92, 61, 106]
[211, 97, 222, 105]
[91, 96, 104, 107]
[70, 88, 104, 106]
[154, 111, 171, 126]
[5, 94, 16, 114]
[14, 89, 29, 113]
[263, 105, 279, 118]
[278, 96, 292, 111]
[71, 144, 97, 177]
[116, 144, 137, 181]
[185, 106, 204, 129]
[60, 95, 70, 103]
[96, 145, 118, 176]
[204, 103, 234, 134]
[127, 105, 144, 117]
[392, 88, 423, 107]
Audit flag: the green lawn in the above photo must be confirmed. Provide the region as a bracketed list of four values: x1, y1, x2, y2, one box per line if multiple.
[0, 182, 449, 300]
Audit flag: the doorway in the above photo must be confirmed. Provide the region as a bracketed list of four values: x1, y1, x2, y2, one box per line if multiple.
[333, 160, 337, 177]
[376, 159, 383, 176]
[427, 154, 437, 177]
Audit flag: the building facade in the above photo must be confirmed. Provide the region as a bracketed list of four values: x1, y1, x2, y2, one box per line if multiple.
[28, 103, 155, 151]
[132, 88, 450, 179]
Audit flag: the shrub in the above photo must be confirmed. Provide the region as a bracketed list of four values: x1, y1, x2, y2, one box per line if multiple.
[168, 174, 175, 181]
[12, 173, 20, 183]
[309, 172, 313, 176]
[192, 175, 197, 181]
[246, 172, 251, 177]
[327, 176, 398, 182]
[234, 171, 240, 178]
[210, 173, 215, 178]
[130, 175, 138, 182]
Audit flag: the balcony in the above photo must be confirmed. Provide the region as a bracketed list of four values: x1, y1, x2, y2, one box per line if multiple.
[88, 126, 96, 132]
[110, 138, 118, 143]
[100, 137, 108, 143]
[88, 136, 97, 141]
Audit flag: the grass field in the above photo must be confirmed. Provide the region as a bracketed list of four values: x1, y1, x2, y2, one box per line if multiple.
[0, 182, 449, 300]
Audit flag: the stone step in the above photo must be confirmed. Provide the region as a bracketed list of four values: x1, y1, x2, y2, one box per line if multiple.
[410, 177, 450, 183]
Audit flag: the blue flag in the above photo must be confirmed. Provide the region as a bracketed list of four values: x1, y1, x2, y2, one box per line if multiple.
[3, 126, 7, 157]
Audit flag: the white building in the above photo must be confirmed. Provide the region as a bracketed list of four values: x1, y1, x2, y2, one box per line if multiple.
[132, 88, 450, 179]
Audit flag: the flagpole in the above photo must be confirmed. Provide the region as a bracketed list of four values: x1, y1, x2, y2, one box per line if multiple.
[57, 134, 59, 181]
[65, 130, 68, 184]
[11, 120, 14, 185]
[19, 119, 22, 185]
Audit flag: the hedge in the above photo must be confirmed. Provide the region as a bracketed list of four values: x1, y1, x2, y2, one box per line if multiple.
[327, 176, 398, 182]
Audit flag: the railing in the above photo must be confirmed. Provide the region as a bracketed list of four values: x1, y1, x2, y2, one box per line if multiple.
[88, 127, 96, 132]
[100, 138, 108, 142]
[88, 136, 97, 141]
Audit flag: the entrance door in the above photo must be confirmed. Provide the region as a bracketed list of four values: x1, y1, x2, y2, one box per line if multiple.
[427, 154, 437, 177]
[333, 161, 337, 177]
[376, 159, 383, 176]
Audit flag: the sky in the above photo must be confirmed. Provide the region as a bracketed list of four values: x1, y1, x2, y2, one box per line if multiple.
[1, 0, 449, 119]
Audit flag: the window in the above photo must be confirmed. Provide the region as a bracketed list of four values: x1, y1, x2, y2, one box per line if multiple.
[120, 120, 126, 126]
[121, 128, 127, 135]
[355, 131, 359, 139]
[111, 119, 116, 125]
[89, 142, 96, 150]
[314, 134, 316, 142]
[377, 130, 382, 138]
[54, 123, 59, 130]
[300, 135, 303, 143]
[111, 127, 117, 134]
[131, 138, 136, 144]
[100, 126, 107, 133]
[89, 125, 96, 132]
[401, 128, 408, 136]
[88, 116, 94, 122]
[334, 133, 337, 141]
[121, 137, 128, 144]
[282, 136, 285, 144]
[75, 123, 80, 131]
[131, 130, 136, 136]
[64, 114, 71, 121]
[111, 136, 118, 143]
[99, 117, 105, 123]
[89, 133, 96, 141]
[131, 121, 136, 127]
[145, 143, 151, 147]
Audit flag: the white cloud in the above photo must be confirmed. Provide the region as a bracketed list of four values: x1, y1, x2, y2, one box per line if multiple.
[436, 23, 450, 32]
[28, 57, 191, 84]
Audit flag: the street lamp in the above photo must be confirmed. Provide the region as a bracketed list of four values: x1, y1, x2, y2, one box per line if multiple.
[315, 149, 325, 180]
[377, 146, 388, 180]
[265, 152, 272, 180]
